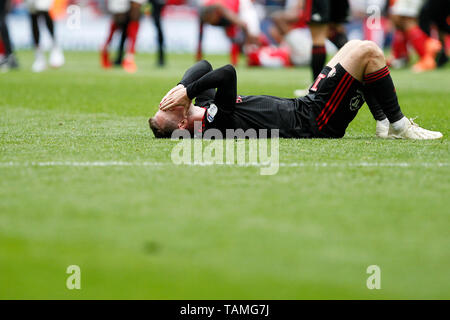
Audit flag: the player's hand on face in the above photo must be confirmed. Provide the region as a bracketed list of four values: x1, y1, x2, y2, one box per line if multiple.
[160, 84, 184, 106]
[159, 86, 191, 117]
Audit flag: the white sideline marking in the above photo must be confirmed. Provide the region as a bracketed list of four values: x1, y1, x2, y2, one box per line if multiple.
[0, 161, 447, 168]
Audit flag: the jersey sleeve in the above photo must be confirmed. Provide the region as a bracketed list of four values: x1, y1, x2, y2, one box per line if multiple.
[179, 60, 213, 87]
[185, 64, 237, 112]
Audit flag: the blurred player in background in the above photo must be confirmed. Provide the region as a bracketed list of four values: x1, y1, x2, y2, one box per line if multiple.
[122, 0, 166, 69]
[197, 0, 261, 65]
[0, 0, 18, 70]
[101, 0, 130, 69]
[270, 0, 310, 46]
[27, 0, 65, 72]
[287, 0, 349, 96]
[418, 0, 449, 68]
[104, 0, 165, 72]
[302, 0, 350, 81]
[120, 0, 144, 73]
[388, 0, 442, 72]
[148, 0, 166, 66]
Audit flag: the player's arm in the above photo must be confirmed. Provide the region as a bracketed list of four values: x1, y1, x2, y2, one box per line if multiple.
[178, 60, 213, 87]
[160, 60, 214, 106]
[160, 64, 237, 114]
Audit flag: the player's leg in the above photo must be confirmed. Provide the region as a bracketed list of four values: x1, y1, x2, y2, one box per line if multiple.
[101, 16, 118, 68]
[37, 1, 65, 69]
[29, 8, 47, 72]
[307, 0, 333, 81]
[391, 0, 441, 72]
[150, 0, 165, 66]
[41, 10, 54, 39]
[309, 24, 328, 81]
[196, 17, 204, 61]
[293, 0, 329, 96]
[327, 40, 442, 139]
[327, 0, 349, 49]
[325, 39, 389, 136]
[196, 6, 220, 62]
[103, 0, 129, 68]
[114, 18, 128, 66]
[0, 37, 4, 58]
[389, 28, 409, 68]
[123, 0, 143, 73]
[421, 0, 450, 68]
[30, 12, 40, 47]
[328, 24, 347, 49]
[0, 0, 18, 69]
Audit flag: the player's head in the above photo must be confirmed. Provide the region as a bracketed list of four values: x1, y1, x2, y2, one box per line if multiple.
[148, 107, 187, 138]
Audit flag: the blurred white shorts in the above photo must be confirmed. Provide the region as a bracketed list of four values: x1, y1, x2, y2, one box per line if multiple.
[26, 0, 54, 13]
[390, 0, 424, 17]
[108, 0, 130, 14]
[107, 0, 145, 14]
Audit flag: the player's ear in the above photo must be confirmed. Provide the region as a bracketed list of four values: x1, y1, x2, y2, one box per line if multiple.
[178, 118, 188, 129]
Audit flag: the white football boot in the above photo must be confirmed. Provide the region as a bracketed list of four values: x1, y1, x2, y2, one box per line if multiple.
[32, 49, 47, 73]
[388, 118, 443, 140]
[376, 119, 389, 138]
[49, 45, 65, 68]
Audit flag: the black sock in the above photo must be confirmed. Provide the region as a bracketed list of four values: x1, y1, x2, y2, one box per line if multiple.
[153, 4, 164, 66]
[329, 31, 348, 49]
[437, 47, 448, 68]
[363, 87, 387, 121]
[115, 22, 128, 65]
[31, 14, 40, 47]
[311, 45, 326, 80]
[41, 11, 54, 38]
[364, 66, 404, 123]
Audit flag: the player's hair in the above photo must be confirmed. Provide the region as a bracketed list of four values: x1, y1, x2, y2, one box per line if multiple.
[148, 117, 176, 139]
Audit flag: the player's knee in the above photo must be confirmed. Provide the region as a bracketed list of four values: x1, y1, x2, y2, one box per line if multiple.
[341, 39, 362, 51]
[359, 40, 384, 62]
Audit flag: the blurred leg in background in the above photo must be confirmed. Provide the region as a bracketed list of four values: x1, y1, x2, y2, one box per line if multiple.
[123, 0, 145, 73]
[0, 37, 4, 59]
[149, 0, 165, 66]
[306, 0, 349, 81]
[293, 0, 349, 97]
[197, 1, 260, 66]
[0, 0, 18, 70]
[101, 0, 129, 69]
[389, 0, 441, 72]
[418, 0, 449, 68]
[28, 0, 64, 72]
[114, 18, 129, 66]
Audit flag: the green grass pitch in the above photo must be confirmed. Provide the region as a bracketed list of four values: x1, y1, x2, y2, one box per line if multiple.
[0, 51, 449, 299]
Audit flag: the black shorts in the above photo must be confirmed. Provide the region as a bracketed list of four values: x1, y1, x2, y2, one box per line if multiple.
[304, 0, 350, 24]
[300, 64, 365, 138]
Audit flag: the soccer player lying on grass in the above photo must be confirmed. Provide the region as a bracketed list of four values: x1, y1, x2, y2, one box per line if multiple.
[150, 40, 443, 140]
